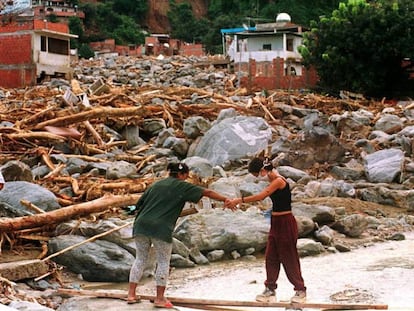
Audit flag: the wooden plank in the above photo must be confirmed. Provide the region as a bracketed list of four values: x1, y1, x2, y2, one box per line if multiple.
[179, 304, 248, 311]
[57, 288, 388, 310]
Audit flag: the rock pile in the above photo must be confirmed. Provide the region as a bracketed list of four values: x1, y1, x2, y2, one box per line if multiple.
[0, 54, 414, 310]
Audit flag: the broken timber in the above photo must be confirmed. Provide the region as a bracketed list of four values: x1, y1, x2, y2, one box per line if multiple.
[57, 288, 388, 310]
[0, 195, 139, 232]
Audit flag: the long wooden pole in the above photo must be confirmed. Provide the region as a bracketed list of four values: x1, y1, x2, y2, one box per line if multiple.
[42, 221, 133, 261]
[57, 288, 388, 310]
[179, 304, 248, 311]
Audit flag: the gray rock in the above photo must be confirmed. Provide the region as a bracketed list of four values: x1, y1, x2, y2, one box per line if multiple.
[194, 116, 272, 166]
[8, 301, 54, 311]
[297, 239, 325, 257]
[170, 254, 196, 267]
[106, 160, 138, 179]
[374, 114, 403, 134]
[48, 235, 134, 282]
[334, 243, 351, 252]
[155, 128, 175, 147]
[207, 249, 225, 262]
[183, 156, 214, 178]
[123, 125, 146, 148]
[162, 137, 189, 157]
[277, 166, 309, 182]
[183, 116, 211, 139]
[0, 181, 60, 212]
[293, 203, 336, 225]
[189, 248, 209, 265]
[332, 214, 368, 238]
[1, 160, 33, 182]
[174, 208, 269, 254]
[387, 232, 405, 241]
[142, 118, 166, 136]
[364, 149, 404, 183]
[295, 215, 316, 237]
[314, 225, 335, 245]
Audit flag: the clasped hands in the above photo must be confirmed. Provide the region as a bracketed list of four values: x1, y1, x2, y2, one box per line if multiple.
[224, 198, 242, 211]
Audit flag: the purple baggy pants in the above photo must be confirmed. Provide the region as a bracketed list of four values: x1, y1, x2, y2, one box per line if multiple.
[264, 213, 306, 291]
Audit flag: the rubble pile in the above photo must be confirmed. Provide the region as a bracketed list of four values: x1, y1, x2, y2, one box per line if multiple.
[1, 54, 414, 310]
[0, 56, 367, 204]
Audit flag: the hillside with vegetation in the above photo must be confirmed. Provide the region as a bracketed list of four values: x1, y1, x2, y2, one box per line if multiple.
[71, 0, 341, 54]
[68, 0, 414, 98]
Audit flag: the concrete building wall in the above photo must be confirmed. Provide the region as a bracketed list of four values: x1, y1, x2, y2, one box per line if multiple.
[247, 36, 283, 51]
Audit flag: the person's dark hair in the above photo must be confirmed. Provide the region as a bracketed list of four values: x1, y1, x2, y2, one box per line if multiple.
[248, 157, 273, 174]
[167, 162, 189, 177]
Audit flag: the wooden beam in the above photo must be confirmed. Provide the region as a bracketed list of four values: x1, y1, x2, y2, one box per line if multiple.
[179, 304, 248, 311]
[57, 288, 388, 310]
[0, 195, 139, 232]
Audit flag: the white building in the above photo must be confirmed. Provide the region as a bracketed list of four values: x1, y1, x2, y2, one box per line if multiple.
[222, 13, 306, 76]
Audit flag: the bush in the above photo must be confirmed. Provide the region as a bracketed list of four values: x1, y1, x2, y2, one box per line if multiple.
[78, 44, 95, 59]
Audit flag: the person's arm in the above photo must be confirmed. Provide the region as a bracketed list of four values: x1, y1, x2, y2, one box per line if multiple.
[228, 177, 285, 206]
[202, 189, 235, 211]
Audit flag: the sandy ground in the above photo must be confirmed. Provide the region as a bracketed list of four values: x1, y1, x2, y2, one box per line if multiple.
[161, 231, 414, 311]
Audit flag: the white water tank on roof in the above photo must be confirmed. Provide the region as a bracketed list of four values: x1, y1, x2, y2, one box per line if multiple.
[276, 13, 291, 23]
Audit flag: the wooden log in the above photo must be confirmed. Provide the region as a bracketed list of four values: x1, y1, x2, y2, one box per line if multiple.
[83, 120, 104, 147]
[56, 288, 388, 310]
[176, 304, 247, 311]
[6, 132, 66, 142]
[0, 195, 139, 232]
[33, 106, 145, 130]
[15, 106, 55, 129]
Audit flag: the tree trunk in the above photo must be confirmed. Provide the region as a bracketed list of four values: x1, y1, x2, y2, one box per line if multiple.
[0, 195, 139, 232]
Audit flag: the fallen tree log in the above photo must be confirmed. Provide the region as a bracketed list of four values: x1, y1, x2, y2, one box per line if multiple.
[33, 106, 145, 130]
[56, 288, 389, 310]
[5, 132, 66, 142]
[0, 195, 139, 232]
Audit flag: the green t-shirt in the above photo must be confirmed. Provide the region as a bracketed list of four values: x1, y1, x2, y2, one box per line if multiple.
[132, 177, 204, 243]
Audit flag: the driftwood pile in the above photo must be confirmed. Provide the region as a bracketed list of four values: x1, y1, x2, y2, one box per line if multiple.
[0, 77, 391, 253]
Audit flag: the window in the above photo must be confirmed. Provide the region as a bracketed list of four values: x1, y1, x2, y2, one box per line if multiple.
[48, 37, 69, 55]
[41, 36, 46, 52]
[262, 44, 271, 51]
[286, 38, 294, 51]
[285, 66, 296, 76]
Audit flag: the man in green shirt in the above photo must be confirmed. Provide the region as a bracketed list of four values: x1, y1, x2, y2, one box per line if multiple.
[127, 162, 234, 308]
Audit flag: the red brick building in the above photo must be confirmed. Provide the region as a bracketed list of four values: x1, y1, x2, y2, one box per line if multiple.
[89, 35, 205, 58]
[0, 17, 76, 88]
[240, 58, 318, 91]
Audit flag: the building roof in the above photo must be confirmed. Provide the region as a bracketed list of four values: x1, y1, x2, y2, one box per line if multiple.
[220, 27, 256, 34]
[221, 22, 306, 37]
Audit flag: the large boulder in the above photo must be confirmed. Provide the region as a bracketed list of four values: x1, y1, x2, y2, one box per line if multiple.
[0, 181, 60, 213]
[363, 149, 404, 183]
[47, 235, 134, 282]
[193, 116, 272, 166]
